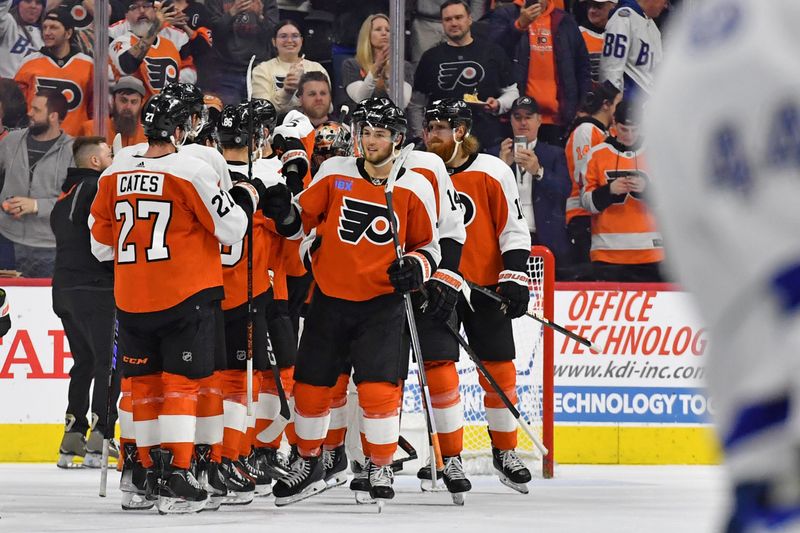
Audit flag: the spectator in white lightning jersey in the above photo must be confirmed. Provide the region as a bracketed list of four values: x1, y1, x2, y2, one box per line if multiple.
[0, 0, 43, 79]
[599, 0, 666, 98]
[646, 1, 800, 531]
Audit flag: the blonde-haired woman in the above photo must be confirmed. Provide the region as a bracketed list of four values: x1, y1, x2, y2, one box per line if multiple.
[252, 19, 331, 115]
[340, 14, 413, 109]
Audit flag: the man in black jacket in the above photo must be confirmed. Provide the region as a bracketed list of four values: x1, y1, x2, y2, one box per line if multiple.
[51, 136, 119, 469]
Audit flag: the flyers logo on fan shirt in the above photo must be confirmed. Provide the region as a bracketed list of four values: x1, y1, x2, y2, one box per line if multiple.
[338, 197, 396, 245]
[35, 78, 83, 111]
[437, 61, 485, 91]
[110, 33, 184, 97]
[145, 57, 179, 91]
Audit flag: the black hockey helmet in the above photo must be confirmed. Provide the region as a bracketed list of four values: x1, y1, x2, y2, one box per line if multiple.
[424, 98, 472, 135]
[141, 92, 192, 141]
[251, 98, 277, 132]
[351, 96, 407, 136]
[161, 82, 205, 115]
[217, 103, 250, 147]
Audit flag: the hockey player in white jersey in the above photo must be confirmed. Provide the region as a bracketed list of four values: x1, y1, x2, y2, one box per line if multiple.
[599, 0, 667, 98]
[646, 1, 800, 531]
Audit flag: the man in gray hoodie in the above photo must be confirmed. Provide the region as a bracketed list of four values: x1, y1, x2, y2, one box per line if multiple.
[0, 88, 73, 277]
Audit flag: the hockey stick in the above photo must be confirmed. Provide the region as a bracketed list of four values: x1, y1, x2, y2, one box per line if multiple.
[384, 143, 444, 487]
[441, 319, 548, 456]
[99, 313, 118, 497]
[466, 281, 606, 354]
[245, 54, 256, 416]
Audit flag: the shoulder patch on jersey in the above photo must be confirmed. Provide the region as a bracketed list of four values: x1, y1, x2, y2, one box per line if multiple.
[689, 1, 742, 50]
[617, 8, 631, 17]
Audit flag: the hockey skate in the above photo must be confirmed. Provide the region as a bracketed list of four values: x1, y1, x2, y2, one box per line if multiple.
[194, 445, 225, 511]
[239, 451, 272, 497]
[156, 450, 208, 514]
[254, 446, 290, 478]
[492, 448, 532, 494]
[350, 459, 375, 504]
[56, 415, 86, 469]
[322, 445, 348, 489]
[219, 457, 255, 505]
[84, 430, 119, 468]
[120, 443, 155, 511]
[441, 456, 471, 505]
[273, 455, 327, 507]
[368, 461, 395, 513]
[417, 460, 446, 492]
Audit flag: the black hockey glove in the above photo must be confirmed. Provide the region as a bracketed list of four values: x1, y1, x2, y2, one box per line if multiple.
[387, 252, 431, 294]
[497, 269, 530, 319]
[261, 182, 293, 222]
[422, 269, 463, 322]
[300, 232, 322, 272]
[0, 289, 10, 338]
[229, 180, 261, 216]
[272, 134, 309, 194]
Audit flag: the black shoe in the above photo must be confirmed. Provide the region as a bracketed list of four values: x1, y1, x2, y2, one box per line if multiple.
[323, 445, 348, 488]
[273, 455, 327, 506]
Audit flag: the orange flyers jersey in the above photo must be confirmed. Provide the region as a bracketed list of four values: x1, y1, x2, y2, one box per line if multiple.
[407, 150, 467, 246]
[565, 118, 608, 223]
[580, 26, 605, 83]
[89, 150, 248, 313]
[582, 142, 663, 264]
[274, 111, 316, 277]
[449, 153, 532, 286]
[297, 156, 440, 302]
[221, 160, 283, 310]
[109, 29, 187, 97]
[14, 51, 94, 137]
[116, 141, 233, 190]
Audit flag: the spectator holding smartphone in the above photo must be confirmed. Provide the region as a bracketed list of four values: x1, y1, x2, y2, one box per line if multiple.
[581, 99, 663, 281]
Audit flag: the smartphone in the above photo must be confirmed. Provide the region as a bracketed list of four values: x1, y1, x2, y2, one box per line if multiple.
[514, 135, 528, 154]
[525, 0, 540, 7]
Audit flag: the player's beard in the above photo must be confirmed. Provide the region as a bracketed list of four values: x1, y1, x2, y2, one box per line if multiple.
[131, 20, 151, 38]
[427, 136, 455, 164]
[113, 109, 138, 137]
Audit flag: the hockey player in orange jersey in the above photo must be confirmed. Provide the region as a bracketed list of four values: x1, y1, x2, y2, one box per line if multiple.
[261, 97, 441, 507]
[423, 98, 534, 494]
[89, 91, 266, 514]
[14, 8, 93, 137]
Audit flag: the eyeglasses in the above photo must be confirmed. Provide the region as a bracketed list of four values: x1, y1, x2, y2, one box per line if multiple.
[276, 33, 302, 41]
[127, 1, 154, 11]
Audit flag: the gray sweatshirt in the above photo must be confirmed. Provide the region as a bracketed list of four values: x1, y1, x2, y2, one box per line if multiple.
[0, 129, 73, 248]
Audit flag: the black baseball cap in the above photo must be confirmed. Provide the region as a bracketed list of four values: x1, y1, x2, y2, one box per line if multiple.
[44, 7, 75, 30]
[511, 96, 539, 114]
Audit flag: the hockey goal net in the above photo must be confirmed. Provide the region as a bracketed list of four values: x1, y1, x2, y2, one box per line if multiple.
[397, 246, 555, 478]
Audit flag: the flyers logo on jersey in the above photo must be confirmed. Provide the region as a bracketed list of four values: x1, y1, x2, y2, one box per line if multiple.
[144, 57, 179, 90]
[36, 77, 82, 111]
[338, 197, 397, 245]
[456, 191, 476, 227]
[437, 61, 485, 91]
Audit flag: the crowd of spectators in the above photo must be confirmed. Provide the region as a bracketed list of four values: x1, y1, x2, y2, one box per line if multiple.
[0, 0, 681, 280]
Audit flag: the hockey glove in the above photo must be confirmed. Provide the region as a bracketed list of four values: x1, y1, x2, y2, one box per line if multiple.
[261, 182, 293, 222]
[0, 289, 10, 338]
[229, 180, 261, 215]
[272, 134, 309, 195]
[387, 252, 432, 294]
[497, 270, 530, 319]
[300, 231, 322, 272]
[423, 269, 463, 322]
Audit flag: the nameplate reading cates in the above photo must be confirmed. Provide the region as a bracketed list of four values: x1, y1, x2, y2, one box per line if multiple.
[117, 172, 165, 196]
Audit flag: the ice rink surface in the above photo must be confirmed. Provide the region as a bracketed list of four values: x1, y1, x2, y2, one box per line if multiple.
[0, 464, 727, 533]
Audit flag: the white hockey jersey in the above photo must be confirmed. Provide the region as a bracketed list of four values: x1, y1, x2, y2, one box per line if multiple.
[599, 0, 662, 96]
[0, 0, 42, 79]
[645, 0, 800, 455]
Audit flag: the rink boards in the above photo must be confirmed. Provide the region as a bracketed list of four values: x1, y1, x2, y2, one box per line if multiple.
[0, 280, 720, 464]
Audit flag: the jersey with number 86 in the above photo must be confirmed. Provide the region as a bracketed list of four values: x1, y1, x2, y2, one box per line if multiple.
[89, 150, 249, 314]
